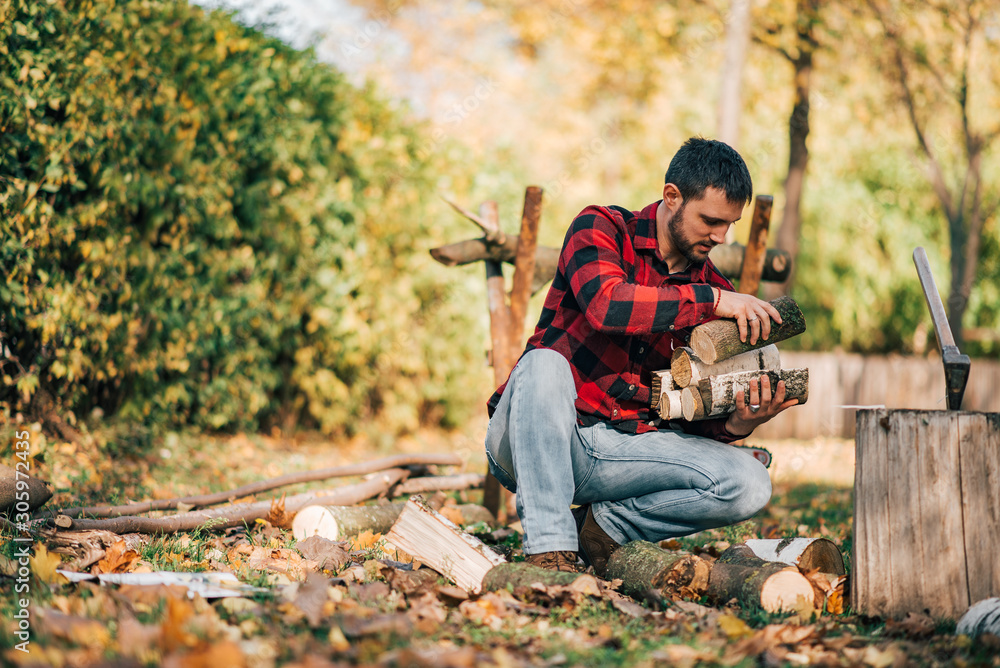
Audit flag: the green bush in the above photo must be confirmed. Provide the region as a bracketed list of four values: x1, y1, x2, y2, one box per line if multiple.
[0, 0, 483, 436]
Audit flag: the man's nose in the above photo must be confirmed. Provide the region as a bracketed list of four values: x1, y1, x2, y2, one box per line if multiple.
[709, 226, 730, 244]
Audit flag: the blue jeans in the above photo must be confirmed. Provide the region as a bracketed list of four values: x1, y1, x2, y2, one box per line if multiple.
[485, 349, 772, 554]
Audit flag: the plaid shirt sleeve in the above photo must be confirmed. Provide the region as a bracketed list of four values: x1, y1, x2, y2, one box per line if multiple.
[562, 208, 717, 334]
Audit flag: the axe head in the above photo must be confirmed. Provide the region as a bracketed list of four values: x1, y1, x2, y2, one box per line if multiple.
[942, 345, 971, 410]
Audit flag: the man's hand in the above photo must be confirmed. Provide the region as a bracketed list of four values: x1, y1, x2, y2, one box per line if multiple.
[713, 289, 782, 345]
[724, 375, 799, 437]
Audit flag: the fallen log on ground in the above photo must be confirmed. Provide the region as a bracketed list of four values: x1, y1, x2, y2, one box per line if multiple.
[1, 464, 53, 513]
[957, 598, 1000, 638]
[689, 296, 806, 364]
[384, 496, 505, 593]
[391, 473, 484, 496]
[36, 453, 461, 520]
[669, 344, 780, 389]
[744, 538, 846, 575]
[605, 541, 712, 600]
[707, 544, 817, 613]
[481, 563, 600, 592]
[292, 502, 494, 541]
[59, 469, 409, 535]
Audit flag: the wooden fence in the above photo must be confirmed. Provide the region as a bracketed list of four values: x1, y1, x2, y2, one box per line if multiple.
[753, 352, 1000, 440]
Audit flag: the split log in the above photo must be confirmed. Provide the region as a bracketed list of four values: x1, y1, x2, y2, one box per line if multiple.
[709, 243, 791, 283]
[707, 544, 817, 613]
[690, 368, 809, 419]
[481, 563, 600, 592]
[650, 370, 677, 407]
[957, 598, 1000, 638]
[669, 345, 780, 389]
[656, 389, 684, 421]
[605, 541, 712, 599]
[689, 296, 806, 364]
[744, 538, 845, 575]
[35, 453, 460, 520]
[61, 469, 409, 535]
[0, 464, 53, 513]
[384, 496, 506, 593]
[292, 503, 494, 541]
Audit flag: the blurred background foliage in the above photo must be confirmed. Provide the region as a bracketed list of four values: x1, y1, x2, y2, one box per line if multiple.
[1, 0, 998, 439]
[0, 0, 484, 439]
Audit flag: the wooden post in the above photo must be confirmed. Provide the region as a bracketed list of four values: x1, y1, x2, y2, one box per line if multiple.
[853, 409, 1000, 619]
[481, 201, 514, 522]
[738, 195, 773, 296]
[508, 186, 543, 347]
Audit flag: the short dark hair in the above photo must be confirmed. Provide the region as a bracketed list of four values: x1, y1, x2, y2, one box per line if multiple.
[664, 137, 753, 206]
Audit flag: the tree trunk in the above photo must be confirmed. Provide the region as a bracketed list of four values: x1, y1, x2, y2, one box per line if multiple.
[0, 464, 53, 513]
[773, 49, 813, 295]
[689, 296, 806, 364]
[707, 544, 817, 613]
[605, 541, 712, 600]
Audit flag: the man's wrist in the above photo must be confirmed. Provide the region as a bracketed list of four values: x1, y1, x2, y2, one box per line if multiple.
[724, 415, 753, 438]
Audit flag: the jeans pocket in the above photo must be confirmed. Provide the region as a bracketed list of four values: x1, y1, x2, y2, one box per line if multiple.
[485, 446, 518, 493]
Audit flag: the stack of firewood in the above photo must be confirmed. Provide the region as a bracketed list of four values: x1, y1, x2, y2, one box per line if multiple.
[652, 296, 809, 422]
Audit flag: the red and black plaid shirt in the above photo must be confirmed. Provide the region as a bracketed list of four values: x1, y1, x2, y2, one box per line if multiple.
[488, 201, 743, 443]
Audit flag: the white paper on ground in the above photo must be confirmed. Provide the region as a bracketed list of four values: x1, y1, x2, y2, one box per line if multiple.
[56, 570, 268, 598]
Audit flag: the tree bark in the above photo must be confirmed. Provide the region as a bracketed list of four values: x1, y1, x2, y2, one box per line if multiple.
[60, 469, 409, 535]
[36, 454, 461, 520]
[605, 541, 712, 600]
[695, 368, 809, 417]
[707, 544, 817, 613]
[656, 390, 684, 421]
[1, 464, 53, 513]
[670, 344, 780, 389]
[744, 538, 845, 575]
[957, 597, 1000, 638]
[689, 296, 806, 364]
[481, 563, 599, 591]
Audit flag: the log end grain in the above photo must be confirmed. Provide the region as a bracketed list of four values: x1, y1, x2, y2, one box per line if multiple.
[760, 569, 818, 614]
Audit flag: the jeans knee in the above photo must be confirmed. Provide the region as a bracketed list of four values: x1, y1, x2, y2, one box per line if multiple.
[513, 349, 576, 405]
[729, 465, 772, 521]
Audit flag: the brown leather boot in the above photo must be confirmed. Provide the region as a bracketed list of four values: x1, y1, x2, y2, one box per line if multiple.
[572, 505, 621, 578]
[524, 550, 580, 572]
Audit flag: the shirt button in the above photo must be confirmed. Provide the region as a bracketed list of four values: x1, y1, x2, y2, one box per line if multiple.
[629, 384, 635, 391]
[639, 346, 645, 354]
[669, 325, 675, 331]
[612, 409, 618, 417]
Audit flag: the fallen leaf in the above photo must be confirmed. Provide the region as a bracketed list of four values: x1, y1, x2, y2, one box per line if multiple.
[265, 494, 292, 529]
[292, 571, 330, 627]
[886, 611, 936, 639]
[294, 535, 350, 571]
[30, 543, 67, 584]
[95, 540, 140, 574]
[161, 640, 246, 668]
[349, 530, 382, 551]
[160, 597, 198, 650]
[718, 614, 754, 640]
[36, 608, 112, 649]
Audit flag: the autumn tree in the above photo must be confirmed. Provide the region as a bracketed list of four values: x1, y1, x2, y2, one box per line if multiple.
[865, 0, 1000, 347]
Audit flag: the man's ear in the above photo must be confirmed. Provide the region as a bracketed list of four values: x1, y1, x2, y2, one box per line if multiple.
[662, 183, 683, 214]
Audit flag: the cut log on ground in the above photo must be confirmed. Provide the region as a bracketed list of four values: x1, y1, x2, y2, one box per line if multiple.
[693, 368, 809, 418]
[384, 496, 506, 594]
[292, 503, 494, 541]
[61, 469, 409, 535]
[481, 563, 600, 592]
[39, 529, 147, 571]
[669, 345, 780, 389]
[957, 598, 1000, 638]
[709, 243, 791, 283]
[744, 538, 846, 575]
[656, 389, 684, 421]
[37, 453, 461, 520]
[707, 544, 817, 613]
[689, 296, 806, 364]
[1, 464, 53, 513]
[605, 541, 712, 600]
